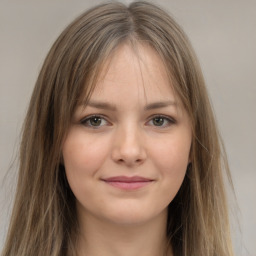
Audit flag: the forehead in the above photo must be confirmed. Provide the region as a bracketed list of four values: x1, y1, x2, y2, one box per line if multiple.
[90, 42, 177, 104]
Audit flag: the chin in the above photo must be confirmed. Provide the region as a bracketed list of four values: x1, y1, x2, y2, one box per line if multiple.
[99, 205, 168, 226]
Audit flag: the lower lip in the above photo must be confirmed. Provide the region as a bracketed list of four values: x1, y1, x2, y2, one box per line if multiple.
[103, 181, 153, 190]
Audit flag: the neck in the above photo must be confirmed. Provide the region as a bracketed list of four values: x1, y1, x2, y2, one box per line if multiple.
[76, 209, 172, 256]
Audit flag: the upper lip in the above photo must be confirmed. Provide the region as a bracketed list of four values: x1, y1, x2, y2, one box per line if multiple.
[102, 176, 154, 183]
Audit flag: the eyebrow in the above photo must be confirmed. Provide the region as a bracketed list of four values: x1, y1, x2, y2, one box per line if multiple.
[84, 100, 177, 111]
[144, 100, 177, 110]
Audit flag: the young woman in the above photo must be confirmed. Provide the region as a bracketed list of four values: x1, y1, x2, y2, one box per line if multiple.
[1, 1, 234, 256]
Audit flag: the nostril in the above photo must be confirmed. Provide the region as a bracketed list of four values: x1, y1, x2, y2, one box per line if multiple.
[115, 157, 145, 166]
[111, 138, 147, 166]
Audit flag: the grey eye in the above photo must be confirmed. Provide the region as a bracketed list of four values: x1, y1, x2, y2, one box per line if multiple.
[147, 115, 176, 128]
[81, 115, 108, 128]
[89, 116, 102, 126]
[152, 117, 165, 126]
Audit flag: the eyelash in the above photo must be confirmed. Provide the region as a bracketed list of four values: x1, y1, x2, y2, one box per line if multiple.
[80, 114, 176, 129]
[147, 115, 176, 128]
[80, 115, 110, 129]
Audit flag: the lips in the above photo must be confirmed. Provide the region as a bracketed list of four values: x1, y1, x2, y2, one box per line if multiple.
[101, 176, 154, 190]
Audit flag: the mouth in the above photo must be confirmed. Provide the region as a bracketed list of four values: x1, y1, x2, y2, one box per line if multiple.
[101, 176, 154, 190]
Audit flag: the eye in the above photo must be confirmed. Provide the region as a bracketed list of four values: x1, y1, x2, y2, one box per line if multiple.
[80, 115, 109, 128]
[147, 115, 175, 128]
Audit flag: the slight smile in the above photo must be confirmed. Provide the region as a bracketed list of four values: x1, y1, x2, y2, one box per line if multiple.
[101, 176, 155, 190]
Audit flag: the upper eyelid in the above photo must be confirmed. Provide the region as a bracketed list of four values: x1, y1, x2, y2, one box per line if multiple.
[146, 114, 176, 122]
[80, 114, 110, 126]
[145, 116, 176, 130]
[80, 114, 109, 122]
[80, 113, 175, 121]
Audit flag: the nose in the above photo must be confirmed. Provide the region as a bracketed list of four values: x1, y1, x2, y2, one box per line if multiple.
[111, 125, 147, 167]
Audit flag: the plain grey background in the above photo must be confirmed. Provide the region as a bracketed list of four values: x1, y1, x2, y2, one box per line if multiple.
[0, 0, 255, 255]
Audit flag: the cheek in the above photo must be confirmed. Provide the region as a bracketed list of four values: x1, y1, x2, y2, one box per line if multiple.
[149, 133, 191, 187]
[153, 136, 190, 165]
[62, 128, 109, 185]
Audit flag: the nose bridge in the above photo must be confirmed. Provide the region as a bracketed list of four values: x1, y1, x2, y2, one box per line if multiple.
[111, 121, 146, 165]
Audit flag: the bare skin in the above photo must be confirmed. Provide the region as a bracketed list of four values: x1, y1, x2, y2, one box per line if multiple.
[76, 208, 173, 256]
[63, 43, 191, 256]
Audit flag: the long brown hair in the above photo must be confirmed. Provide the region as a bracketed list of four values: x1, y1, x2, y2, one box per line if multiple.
[2, 2, 234, 256]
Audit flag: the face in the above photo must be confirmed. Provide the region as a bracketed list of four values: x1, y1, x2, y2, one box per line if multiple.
[62, 43, 192, 226]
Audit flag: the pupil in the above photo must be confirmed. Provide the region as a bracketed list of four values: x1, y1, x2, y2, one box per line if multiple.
[90, 117, 101, 126]
[153, 117, 164, 126]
